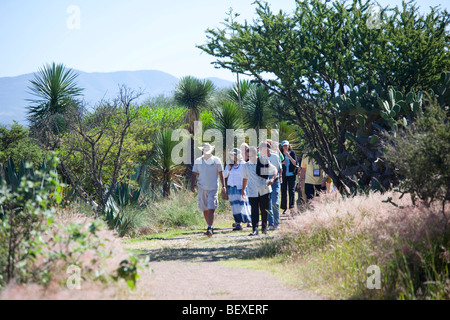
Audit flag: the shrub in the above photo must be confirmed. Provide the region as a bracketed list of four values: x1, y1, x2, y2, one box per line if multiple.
[0, 156, 62, 287]
[0, 122, 48, 169]
[383, 95, 450, 210]
[0, 155, 148, 296]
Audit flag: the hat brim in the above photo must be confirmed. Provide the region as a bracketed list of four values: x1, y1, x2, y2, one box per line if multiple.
[199, 146, 215, 154]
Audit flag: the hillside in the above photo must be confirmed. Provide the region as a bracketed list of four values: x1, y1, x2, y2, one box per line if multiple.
[0, 70, 234, 126]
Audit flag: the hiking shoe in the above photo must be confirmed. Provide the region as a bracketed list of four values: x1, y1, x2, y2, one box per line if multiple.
[262, 228, 267, 235]
[205, 227, 213, 237]
[233, 224, 242, 231]
[249, 229, 259, 236]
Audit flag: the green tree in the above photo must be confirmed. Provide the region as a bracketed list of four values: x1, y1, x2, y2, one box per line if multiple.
[57, 86, 143, 210]
[0, 122, 48, 167]
[198, 0, 450, 193]
[27, 63, 83, 149]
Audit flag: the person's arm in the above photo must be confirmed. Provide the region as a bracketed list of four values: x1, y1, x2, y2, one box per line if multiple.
[267, 175, 276, 187]
[190, 172, 197, 192]
[286, 151, 297, 166]
[297, 167, 306, 189]
[242, 178, 248, 199]
[267, 165, 277, 187]
[321, 172, 329, 188]
[218, 171, 227, 192]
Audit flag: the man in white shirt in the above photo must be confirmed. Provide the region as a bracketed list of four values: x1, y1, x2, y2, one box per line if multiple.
[191, 143, 226, 237]
[242, 143, 277, 236]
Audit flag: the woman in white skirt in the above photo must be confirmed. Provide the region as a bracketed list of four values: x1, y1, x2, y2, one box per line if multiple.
[223, 148, 252, 231]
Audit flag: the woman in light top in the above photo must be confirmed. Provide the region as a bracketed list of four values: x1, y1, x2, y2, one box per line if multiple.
[242, 143, 278, 236]
[223, 148, 252, 231]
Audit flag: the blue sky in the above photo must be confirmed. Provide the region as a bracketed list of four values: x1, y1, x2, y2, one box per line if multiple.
[0, 0, 447, 82]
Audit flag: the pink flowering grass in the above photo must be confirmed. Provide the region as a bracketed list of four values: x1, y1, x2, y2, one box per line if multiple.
[0, 207, 150, 300]
[275, 191, 450, 299]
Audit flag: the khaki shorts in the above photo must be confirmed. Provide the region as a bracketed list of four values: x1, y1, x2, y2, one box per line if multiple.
[198, 188, 218, 211]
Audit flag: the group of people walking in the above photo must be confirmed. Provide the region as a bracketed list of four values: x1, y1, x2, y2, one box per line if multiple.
[191, 140, 330, 237]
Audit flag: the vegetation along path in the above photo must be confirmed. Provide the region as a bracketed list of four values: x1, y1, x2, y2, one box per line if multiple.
[124, 215, 325, 300]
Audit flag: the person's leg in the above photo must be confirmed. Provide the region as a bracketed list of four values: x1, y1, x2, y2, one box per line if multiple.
[312, 184, 326, 198]
[280, 178, 288, 211]
[288, 176, 296, 209]
[305, 183, 315, 201]
[198, 188, 209, 225]
[248, 197, 259, 234]
[229, 186, 243, 230]
[203, 209, 215, 226]
[267, 194, 274, 227]
[204, 189, 218, 235]
[271, 180, 280, 227]
[260, 193, 270, 233]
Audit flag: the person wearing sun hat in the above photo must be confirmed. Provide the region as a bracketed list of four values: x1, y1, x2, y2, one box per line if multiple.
[223, 148, 252, 231]
[191, 143, 226, 237]
[280, 140, 298, 214]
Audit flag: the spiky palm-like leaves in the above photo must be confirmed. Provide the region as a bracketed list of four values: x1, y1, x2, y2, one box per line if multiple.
[242, 85, 274, 131]
[211, 101, 245, 158]
[277, 120, 304, 153]
[146, 129, 184, 197]
[174, 76, 215, 133]
[226, 79, 254, 106]
[174, 76, 215, 180]
[27, 63, 83, 145]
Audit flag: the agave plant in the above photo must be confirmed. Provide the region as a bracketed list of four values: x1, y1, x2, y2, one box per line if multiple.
[1, 157, 50, 193]
[0, 156, 61, 221]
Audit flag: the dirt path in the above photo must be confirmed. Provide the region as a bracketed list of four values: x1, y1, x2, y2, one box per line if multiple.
[125, 215, 326, 300]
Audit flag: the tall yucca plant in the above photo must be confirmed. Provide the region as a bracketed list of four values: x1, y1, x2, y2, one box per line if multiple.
[277, 121, 304, 154]
[211, 101, 245, 158]
[174, 76, 215, 133]
[174, 76, 215, 181]
[226, 79, 254, 107]
[27, 62, 83, 136]
[146, 129, 184, 197]
[242, 85, 274, 131]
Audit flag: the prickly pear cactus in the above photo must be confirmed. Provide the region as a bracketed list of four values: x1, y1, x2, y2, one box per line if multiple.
[331, 72, 450, 193]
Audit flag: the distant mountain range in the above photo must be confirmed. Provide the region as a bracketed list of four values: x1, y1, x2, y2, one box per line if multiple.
[0, 70, 234, 126]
